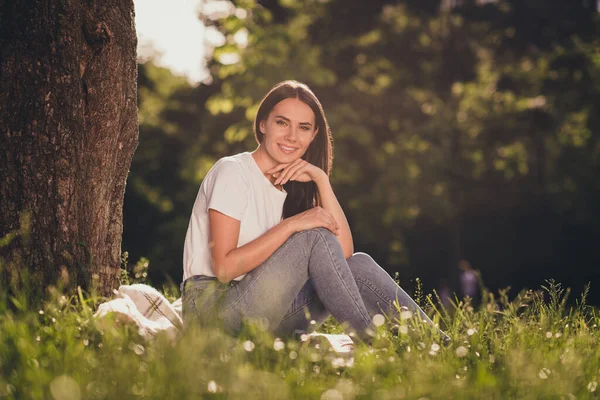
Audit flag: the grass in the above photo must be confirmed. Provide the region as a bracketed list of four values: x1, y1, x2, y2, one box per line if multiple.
[1, 272, 599, 400]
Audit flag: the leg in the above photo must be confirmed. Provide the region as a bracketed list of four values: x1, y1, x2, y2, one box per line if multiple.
[274, 279, 330, 337]
[347, 252, 449, 339]
[210, 228, 377, 342]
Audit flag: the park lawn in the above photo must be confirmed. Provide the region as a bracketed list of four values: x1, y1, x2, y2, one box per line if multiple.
[1, 280, 599, 399]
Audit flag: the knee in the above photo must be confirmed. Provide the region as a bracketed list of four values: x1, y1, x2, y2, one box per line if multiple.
[303, 227, 342, 253]
[304, 227, 337, 243]
[347, 252, 380, 273]
[348, 252, 375, 265]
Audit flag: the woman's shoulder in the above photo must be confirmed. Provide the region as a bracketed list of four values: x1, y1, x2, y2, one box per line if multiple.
[206, 152, 249, 181]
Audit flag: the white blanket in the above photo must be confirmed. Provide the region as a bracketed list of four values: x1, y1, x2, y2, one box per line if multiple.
[94, 283, 354, 353]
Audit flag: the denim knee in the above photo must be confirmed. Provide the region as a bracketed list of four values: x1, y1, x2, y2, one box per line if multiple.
[347, 252, 378, 273]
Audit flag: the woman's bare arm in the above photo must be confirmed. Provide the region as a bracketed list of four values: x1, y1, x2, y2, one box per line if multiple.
[209, 203, 340, 283]
[314, 177, 354, 259]
[209, 209, 296, 283]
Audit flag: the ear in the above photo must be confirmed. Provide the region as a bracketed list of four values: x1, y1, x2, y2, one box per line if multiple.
[259, 120, 266, 134]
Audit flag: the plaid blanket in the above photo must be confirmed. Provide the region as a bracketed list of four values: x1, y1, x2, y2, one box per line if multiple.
[94, 283, 354, 353]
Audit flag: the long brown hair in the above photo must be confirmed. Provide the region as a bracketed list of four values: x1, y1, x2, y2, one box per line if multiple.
[253, 81, 333, 219]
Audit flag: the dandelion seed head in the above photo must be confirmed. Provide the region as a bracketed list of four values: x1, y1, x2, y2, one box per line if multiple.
[243, 340, 255, 352]
[399, 325, 408, 335]
[400, 310, 413, 320]
[300, 334, 309, 342]
[388, 356, 395, 362]
[455, 346, 468, 357]
[39, 310, 44, 315]
[546, 331, 552, 338]
[588, 381, 598, 392]
[321, 388, 343, 400]
[207, 381, 217, 393]
[273, 338, 285, 351]
[373, 314, 385, 327]
[36, 336, 41, 342]
[289, 351, 298, 360]
[467, 328, 476, 336]
[313, 365, 321, 374]
[555, 332, 562, 338]
[310, 319, 316, 325]
[49, 375, 81, 400]
[83, 339, 89, 346]
[431, 343, 440, 352]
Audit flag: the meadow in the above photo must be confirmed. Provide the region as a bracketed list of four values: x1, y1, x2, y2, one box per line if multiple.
[1, 275, 599, 400]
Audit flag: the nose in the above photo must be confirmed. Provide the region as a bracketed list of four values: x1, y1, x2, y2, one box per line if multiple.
[284, 125, 299, 142]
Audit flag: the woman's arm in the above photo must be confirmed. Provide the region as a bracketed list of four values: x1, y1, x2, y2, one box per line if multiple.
[314, 176, 354, 259]
[270, 160, 354, 259]
[209, 209, 294, 283]
[209, 205, 339, 283]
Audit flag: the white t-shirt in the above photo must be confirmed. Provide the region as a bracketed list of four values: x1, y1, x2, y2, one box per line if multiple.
[182, 151, 288, 281]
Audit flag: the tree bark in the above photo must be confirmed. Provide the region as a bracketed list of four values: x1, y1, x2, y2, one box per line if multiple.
[0, 0, 138, 297]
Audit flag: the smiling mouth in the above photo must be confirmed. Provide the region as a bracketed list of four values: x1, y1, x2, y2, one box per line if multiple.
[278, 144, 298, 153]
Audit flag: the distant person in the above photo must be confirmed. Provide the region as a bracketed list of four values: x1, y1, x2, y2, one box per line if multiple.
[180, 80, 449, 344]
[458, 259, 480, 304]
[437, 279, 452, 308]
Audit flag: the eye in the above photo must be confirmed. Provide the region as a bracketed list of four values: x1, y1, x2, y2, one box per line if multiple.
[300, 126, 311, 131]
[276, 119, 287, 126]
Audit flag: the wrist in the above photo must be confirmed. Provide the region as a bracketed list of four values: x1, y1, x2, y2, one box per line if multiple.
[313, 170, 329, 187]
[281, 217, 298, 236]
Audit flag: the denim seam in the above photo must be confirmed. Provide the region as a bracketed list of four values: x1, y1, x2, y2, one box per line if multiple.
[355, 276, 396, 311]
[221, 230, 313, 313]
[314, 229, 374, 329]
[280, 296, 320, 322]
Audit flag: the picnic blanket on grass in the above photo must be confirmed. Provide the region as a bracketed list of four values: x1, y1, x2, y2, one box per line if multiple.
[93, 283, 354, 353]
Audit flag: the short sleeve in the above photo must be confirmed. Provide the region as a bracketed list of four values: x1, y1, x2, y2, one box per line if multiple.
[205, 160, 249, 221]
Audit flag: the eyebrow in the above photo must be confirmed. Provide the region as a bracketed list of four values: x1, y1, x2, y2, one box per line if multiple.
[274, 115, 313, 127]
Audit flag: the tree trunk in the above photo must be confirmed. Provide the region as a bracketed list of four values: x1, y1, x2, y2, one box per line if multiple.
[0, 0, 138, 297]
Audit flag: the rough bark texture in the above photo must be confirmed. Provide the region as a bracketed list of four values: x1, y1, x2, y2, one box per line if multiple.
[0, 0, 138, 297]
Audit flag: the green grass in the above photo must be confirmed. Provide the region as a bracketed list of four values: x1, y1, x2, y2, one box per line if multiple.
[1, 277, 599, 400]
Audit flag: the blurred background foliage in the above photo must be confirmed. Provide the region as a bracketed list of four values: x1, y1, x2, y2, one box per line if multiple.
[124, 0, 600, 302]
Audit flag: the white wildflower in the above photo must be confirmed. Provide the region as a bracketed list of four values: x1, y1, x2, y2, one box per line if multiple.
[455, 346, 468, 358]
[373, 314, 385, 327]
[243, 340, 255, 352]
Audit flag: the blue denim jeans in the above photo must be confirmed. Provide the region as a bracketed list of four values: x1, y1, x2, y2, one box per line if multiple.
[182, 227, 444, 343]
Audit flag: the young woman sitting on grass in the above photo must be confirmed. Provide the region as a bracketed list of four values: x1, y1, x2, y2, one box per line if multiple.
[181, 80, 449, 345]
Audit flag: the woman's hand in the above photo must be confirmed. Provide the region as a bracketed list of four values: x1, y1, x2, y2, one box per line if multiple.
[267, 159, 327, 186]
[287, 206, 340, 236]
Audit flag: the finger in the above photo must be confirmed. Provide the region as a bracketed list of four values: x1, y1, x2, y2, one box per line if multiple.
[281, 161, 307, 184]
[275, 159, 303, 185]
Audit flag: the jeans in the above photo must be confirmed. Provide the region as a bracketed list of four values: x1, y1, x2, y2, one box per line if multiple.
[182, 227, 444, 343]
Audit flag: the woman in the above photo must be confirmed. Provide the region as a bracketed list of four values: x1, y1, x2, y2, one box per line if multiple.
[181, 80, 448, 345]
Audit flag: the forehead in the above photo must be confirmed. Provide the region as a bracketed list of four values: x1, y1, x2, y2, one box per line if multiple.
[270, 98, 315, 123]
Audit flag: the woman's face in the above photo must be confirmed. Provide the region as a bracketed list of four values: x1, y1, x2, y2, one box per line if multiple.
[259, 97, 319, 164]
